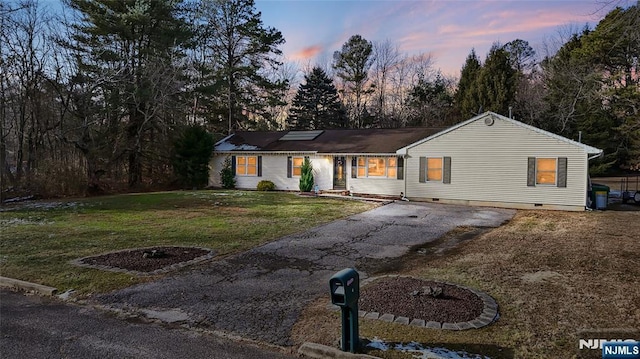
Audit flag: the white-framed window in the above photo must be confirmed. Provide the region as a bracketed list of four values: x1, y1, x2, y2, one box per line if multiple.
[292, 157, 304, 177]
[236, 156, 257, 176]
[355, 157, 397, 178]
[426, 157, 443, 182]
[419, 156, 451, 184]
[536, 158, 557, 185]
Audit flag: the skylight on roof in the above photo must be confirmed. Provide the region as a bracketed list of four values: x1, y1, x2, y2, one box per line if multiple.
[279, 130, 324, 141]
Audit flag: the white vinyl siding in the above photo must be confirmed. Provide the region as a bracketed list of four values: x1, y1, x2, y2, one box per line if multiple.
[405, 116, 589, 208]
[210, 154, 331, 191]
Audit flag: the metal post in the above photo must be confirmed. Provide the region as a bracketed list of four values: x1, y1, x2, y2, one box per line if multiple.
[340, 305, 359, 353]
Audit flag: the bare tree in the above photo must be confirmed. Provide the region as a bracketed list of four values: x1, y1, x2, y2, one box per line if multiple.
[371, 39, 400, 124]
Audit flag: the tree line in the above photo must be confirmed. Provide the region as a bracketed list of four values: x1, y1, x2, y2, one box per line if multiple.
[1, 0, 637, 199]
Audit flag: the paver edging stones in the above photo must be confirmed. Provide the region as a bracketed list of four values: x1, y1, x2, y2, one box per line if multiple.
[70, 246, 216, 276]
[355, 275, 499, 331]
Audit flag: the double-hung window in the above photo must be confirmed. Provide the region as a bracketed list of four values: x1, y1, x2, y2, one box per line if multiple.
[292, 157, 304, 177]
[419, 156, 451, 184]
[536, 158, 556, 185]
[528, 157, 566, 187]
[426, 158, 443, 181]
[236, 156, 257, 176]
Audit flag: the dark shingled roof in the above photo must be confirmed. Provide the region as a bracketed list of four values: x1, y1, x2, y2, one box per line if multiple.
[216, 127, 446, 153]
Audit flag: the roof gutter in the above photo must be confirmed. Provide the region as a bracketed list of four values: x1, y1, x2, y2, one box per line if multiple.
[215, 151, 317, 155]
[588, 151, 604, 161]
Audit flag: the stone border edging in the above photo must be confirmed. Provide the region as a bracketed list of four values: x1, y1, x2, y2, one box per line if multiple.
[351, 275, 499, 330]
[70, 246, 216, 277]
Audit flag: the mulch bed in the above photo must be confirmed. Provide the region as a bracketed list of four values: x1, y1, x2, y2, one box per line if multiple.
[78, 246, 211, 273]
[359, 277, 484, 324]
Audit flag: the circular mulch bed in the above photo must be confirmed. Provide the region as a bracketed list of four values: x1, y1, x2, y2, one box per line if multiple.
[74, 246, 215, 275]
[360, 276, 484, 324]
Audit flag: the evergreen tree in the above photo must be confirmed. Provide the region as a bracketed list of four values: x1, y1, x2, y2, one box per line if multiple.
[541, 4, 640, 173]
[194, 0, 285, 134]
[299, 157, 314, 192]
[287, 67, 346, 129]
[455, 49, 482, 118]
[475, 43, 517, 117]
[173, 126, 214, 188]
[407, 72, 455, 126]
[67, 0, 190, 188]
[333, 35, 374, 128]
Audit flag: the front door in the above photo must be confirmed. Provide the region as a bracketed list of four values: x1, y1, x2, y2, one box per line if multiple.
[333, 156, 346, 190]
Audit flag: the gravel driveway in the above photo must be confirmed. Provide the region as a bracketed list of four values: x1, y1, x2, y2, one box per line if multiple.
[94, 201, 514, 346]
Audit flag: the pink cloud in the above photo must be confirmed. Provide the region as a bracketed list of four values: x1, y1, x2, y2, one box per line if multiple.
[292, 45, 323, 61]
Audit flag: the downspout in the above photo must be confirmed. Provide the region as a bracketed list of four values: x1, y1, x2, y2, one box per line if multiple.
[402, 154, 409, 201]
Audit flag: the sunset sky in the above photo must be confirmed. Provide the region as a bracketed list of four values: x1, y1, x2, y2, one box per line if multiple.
[254, 0, 613, 77]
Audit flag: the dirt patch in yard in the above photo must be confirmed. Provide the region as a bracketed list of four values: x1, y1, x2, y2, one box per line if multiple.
[75, 247, 214, 275]
[292, 210, 640, 359]
[360, 277, 484, 324]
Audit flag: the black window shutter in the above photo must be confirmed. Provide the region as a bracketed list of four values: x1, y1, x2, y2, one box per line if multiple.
[287, 156, 292, 178]
[351, 157, 357, 178]
[527, 157, 536, 187]
[397, 157, 404, 180]
[557, 157, 567, 187]
[257, 156, 262, 177]
[231, 156, 236, 175]
[419, 157, 426, 183]
[443, 157, 451, 184]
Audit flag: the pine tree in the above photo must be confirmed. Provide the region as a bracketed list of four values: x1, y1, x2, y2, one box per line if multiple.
[287, 67, 346, 129]
[475, 43, 517, 117]
[333, 35, 374, 128]
[455, 49, 482, 118]
[194, 0, 285, 134]
[67, 0, 190, 188]
[173, 126, 214, 189]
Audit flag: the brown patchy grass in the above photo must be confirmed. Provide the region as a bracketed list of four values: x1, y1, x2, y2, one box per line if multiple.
[293, 209, 640, 359]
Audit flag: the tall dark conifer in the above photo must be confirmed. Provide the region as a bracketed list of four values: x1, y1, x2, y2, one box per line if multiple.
[287, 67, 346, 130]
[67, 0, 190, 188]
[194, 0, 285, 134]
[455, 49, 482, 118]
[476, 43, 517, 116]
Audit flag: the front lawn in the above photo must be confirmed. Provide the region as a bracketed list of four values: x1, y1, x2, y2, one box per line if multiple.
[0, 191, 376, 296]
[293, 209, 640, 359]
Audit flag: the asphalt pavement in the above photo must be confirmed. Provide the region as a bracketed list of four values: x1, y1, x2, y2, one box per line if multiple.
[0, 289, 296, 359]
[93, 201, 515, 347]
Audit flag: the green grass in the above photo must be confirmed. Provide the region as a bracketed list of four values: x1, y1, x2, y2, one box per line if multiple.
[0, 190, 376, 296]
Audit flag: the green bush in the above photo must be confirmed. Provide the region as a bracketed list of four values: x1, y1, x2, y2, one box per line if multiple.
[172, 125, 214, 189]
[299, 157, 314, 192]
[257, 180, 276, 191]
[220, 157, 236, 189]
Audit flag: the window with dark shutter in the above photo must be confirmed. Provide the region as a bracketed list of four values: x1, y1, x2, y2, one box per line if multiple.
[557, 157, 567, 188]
[231, 155, 236, 175]
[419, 157, 426, 183]
[397, 157, 404, 180]
[287, 156, 292, 178]
[257, 156, 262, 177]
[351, 157, 357, 178]
[527, 157, 536, 187]
[443, 157, 451, 184]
